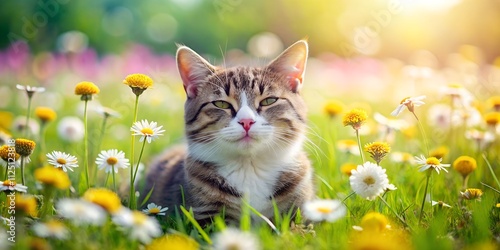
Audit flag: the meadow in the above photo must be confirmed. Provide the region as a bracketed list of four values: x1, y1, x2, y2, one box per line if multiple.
[0, 40, 499, 250]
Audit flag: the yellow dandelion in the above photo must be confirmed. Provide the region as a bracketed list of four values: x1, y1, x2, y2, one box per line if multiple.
[35, 107, 57, 123]
[461, 188, 483, 200]
[146, 234, 199, 250]
[341, 163, 358, 176]
[34, 166, 71, 190]
[29, 238, 51, 250]
[453, 156, 477, 177]
[324, 100, 344, 118]
[364, 142, 390, 164]
[496, 203, 500, 208]
[484, 112, 500, 127]
[348, 229, 411, 250]
[15, 138, 36, 157]
[15, 194, 38, 217]
[342, 109, 368, 130]
[359, 212, 390, 232]
[429, 146, 449, 160]
[83, 188, 122, 214]
[123, 73, 153, 96]
[74, 81, 100, 101]
[487, 96, 500, 111]
[0, 145, 20, 162]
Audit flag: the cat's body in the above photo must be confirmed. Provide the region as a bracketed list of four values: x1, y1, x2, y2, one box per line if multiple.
[143, 40, 314, 224]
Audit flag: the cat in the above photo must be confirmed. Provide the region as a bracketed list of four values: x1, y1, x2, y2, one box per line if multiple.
[142, 40, 314, 225]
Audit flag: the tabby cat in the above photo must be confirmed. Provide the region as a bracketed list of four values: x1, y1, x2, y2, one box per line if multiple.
[143, 40, 314, 224]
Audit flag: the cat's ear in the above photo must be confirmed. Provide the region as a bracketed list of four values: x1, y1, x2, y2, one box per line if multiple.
[176, 46, 216, 98]
[266, 40, 308, 93]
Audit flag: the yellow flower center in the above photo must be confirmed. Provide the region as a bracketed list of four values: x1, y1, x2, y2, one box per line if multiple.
[363, 176, 376, 185]
[107, 157, 118, 165]
[426, 157, 440, 166]
[57, 158, 67, 165]
[2, 180, 16, 186]
[74, 81, 100, 95]
[149, 207, 161, 214]
[316, 206, 333, 214]
[400, 97, 410, 104]
[141, 128, 154, 135]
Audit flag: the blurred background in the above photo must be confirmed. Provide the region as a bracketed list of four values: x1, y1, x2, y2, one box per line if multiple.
[2, 0, 500, 59]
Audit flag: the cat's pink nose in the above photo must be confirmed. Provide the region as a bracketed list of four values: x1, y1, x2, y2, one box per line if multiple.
[238, 119, 255, 132]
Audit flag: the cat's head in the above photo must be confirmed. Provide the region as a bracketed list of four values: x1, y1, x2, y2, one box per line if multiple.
[176, 40, 308, 162]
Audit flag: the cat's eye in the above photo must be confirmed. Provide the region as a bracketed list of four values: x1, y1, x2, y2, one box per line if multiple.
[259, 97, 278, 106]
[212, 100, 232, 109]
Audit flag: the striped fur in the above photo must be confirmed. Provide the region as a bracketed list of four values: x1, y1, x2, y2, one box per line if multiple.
[142, 40, 314, 225]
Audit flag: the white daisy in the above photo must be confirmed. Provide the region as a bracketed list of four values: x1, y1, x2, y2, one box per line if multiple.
[0, 229, 9, 250]
[46, 151, 78, 172]
[337, 140, 360, 155]
[390, 151, 415, 164]
[13, 116, 39, 136]
[32, 220, 69, 240]
[95, 149, 130, 173]
[56, 198, 107, 226]
[414, 155, 450, 174]
[57, 116, 84, 142]
[374, 112, 409, 131]
[431, 200, 452, 208]
[349, 162, 395, 200]
[112, 207, 162, 244]
[302, 199, 347, 223]
[131, 120, 165, 143]
[0, 180, 28, 193]
[212, 228, 261, 250]
[142, 203, 169, 216]
[95, 106, 121, 118]
[391, 95, 426, 116]
[16, 84, 46, 96]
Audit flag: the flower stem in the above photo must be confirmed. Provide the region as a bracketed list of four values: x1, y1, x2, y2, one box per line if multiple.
[38, 122, 47, 167]
[129, 139, 147, 209]
[412, 112, 429, 156]
[419, 173, 431, 224]
[20, 157, 25, 185]
[83, 100, 90, 189]
[355, 129, 365, 163]
[24, 96, 33, 138]
[93, 116, 109, 181]
[482, 153, 500, 190]
[112, 165, 116, 192]
[379, 195, 412, 231]
[129, 95, 140, 208]
[41, 187, 54, 217]
[462, 175, 469, 190]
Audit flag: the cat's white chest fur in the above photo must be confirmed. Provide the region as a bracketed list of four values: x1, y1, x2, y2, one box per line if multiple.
[217, 158, 283, 216]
